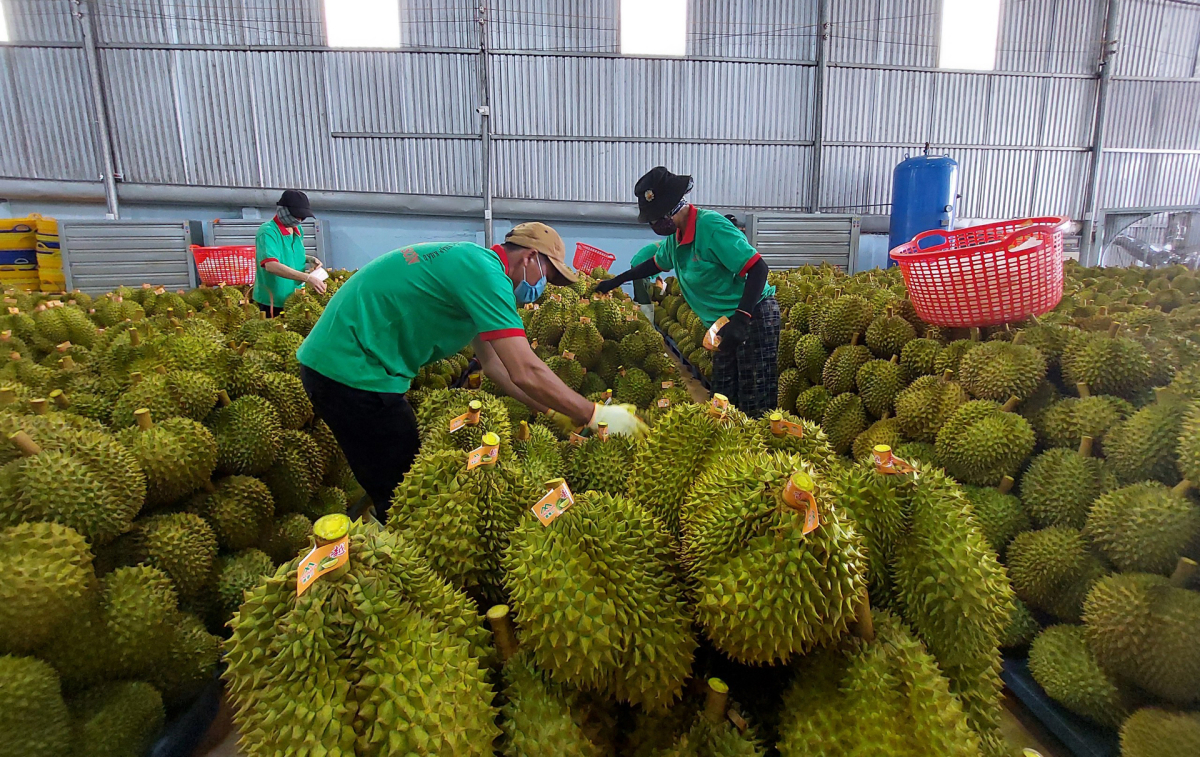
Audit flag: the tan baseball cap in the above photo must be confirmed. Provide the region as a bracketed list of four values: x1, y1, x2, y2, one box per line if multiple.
[505, 222, 579, 284]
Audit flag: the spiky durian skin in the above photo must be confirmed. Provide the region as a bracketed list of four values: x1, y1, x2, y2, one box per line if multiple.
[146, 613, 221, 709]
[216, 549, 276, 626]
[933, 339, 978, 379]
[564, 433, 639, 495]
[209, 395, 281, 476]
[615, 367, 656, 409]
[0, 655, 73, 757]
[753, 411, 837, 472]
[1083, 574, 1200, 705]
[894, 374, 969, 442]
[1061, 331, 1153, 398]
[1106, 399, 1183, 485]
[259, 513, 312, 565]
[69, 681, 165, 757]
[793, 334, 827, 384]
[1085, 481, 1200, 574]
[825, 460, 907, 605]
[299, 484, 347, 522]
[503, 491, 696, 712]
[225, 525, 497, 757]
[126, 511, 218, 601]
[817, 295, 874, 348]
[851, 417, 905, 461]
[821, 392, 867, 456]
[891, 466, 1013, 751]
[821, 344, 871, 396]
[963, 485, 1029, 557]
[1037, 395, 1133, 454]
[1000, 598, 1040, 650]
[1120, 708, 1200, 757]
[1019, 448, 1114, 530]
[0, 522, 93, 655]
[855, 359, 907, 418]
[390, 449, 540, 599]
[776, 368, 808, 413]
[958, 340, 1048, 402]
[191, 475, 275, 552]
[655, 712, 765, 757]
[900, 337, 942, 378]
[865, 313, 916, 358]
[118, 416, 217, 507]
[1028, 625, 1132, 728]
[935, 400, 1035, 486]
[513, 422, 564, 482]
[260, 430, 323, 513]
[1007, 527, 1106, 622]
[499, 651, 607, 757]
[254, 371, 313, 429]
[102, 565, 180, 677]
[423, 394, 514, 460]
[777, 609, 981, 757]
[794, 385, 831, 422]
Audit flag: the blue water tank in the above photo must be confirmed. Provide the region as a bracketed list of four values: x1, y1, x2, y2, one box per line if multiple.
[887, 154, 959, 267]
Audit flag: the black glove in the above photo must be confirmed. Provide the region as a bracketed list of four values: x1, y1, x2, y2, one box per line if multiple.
[594, 278, 623, 294]
[717, 311, 751, 354]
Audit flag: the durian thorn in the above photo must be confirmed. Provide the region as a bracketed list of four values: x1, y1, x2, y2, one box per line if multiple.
[998, 475, 1015, 494]
[1001, 396, 1020, 413]
[969, 327, 980, 341]
[850, 333, 860, 346]
[129, 371, 143, 386]
[889, 354, 898, 364]
[134, 408, 153, 430]
[1076, 382, 1091, 398]
[1171, 479, 1193, 497]
[1077, 435, 1094, 458]
[1169, 557, 1197, 588]
[485, 605, 520, 663]
[49, 390, 69, 409]
[1011, 331, 1025, 346]
[703, 679, 729, 724]
[217, 390, 232, 407]
[9, 431, 41, 457]
[29, 398, 47, 415]
[1107, 321, 1121, 337]
[854, 591, 875, 642]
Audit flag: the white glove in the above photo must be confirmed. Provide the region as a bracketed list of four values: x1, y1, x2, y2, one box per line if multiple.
[588, 403, 648, 440]
[305, 254, 322, 273]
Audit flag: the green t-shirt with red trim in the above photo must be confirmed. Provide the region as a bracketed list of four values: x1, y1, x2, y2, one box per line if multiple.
[297, 241, 525, 394]
[653, 207, 775, 327]
[252, 218, 306, 308]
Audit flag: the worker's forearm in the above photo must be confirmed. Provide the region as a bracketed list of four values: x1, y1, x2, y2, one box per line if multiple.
[262, 261, 309, 283]
[609, 258, 663, 287]
[737, 259, 769, 314]
[513, 362, 594, 425]
[483, 359, 548, 414]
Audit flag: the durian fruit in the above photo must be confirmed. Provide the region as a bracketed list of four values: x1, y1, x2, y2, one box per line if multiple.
[546, 355, 585, 391]
[90, 565, 180, 680]
[754, 410, 837, 472]
[855, 355, 907, 418]
[1061, 326, 1153, 399]
[488, 605, 614, 757]
[794, 385, 831, 422]
[513, 421, 564, 482]
[1008, 527, 1106, 621]
[503, 488, 696, 711]
[146, 613, 221, 709]
[0, 427, 146, 546]
[259, 512, 312, 564]
[851, 416, 904, 461]
[963, 477, 1029, 556]
[958, 336, 1048, 403]
[1083, 572, 1200, 705]
[777, 329, 799, 371]
[425, 396, 514, 459]
[935, 398, 1035, 486]
[825, 459, 907, 605]
[1119, 708, 1200, 757]
[1020, 438, 1114, 529]
[69, 681, 165, 757]
[1176, 397, 1200, 482]
[260, 430, 323, 513]
[208, 394, 281, 475]
[0, 655, 73, 757]
[865, 308, 916, 358]
[894, 371, 968, 442]
[225, 520, 499, 756]
[821, 392, 866, 456]
[119, 511, 218, 602]
[254, 371, 312, 429]
[821, 338, 871, 396]
[1000, 598, 1040, 650]
[1028, 624, 1132, 727]
[818, 295, 874, 348]
[1085, 481, 1200, 574]
[390, 437, 540, 600]
[1037, 387, 1133, 455]
[890, 465, 1013, 752]
[777, 609, 981, 757]
[776, 368, 808, 413]
[933, 338, 978, 379]
[299, 484, 347, 522]
[560, 318, 604, 369]
[682, 453, 866, 665]
[615, 366, 655, 409]
[564, 424, 639, 495]
[190, 475, 275, 552]
[1107, 394, 1184, 484]
[793, 334, 827, 384]
[0, 522, 93, 655]
[647, 678, 765, 757]
[216, 549, 276, 626]
[117, 409, 217, 507]
[900, 337, 942, 378]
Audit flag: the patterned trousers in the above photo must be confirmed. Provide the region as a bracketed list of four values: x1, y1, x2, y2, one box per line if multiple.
[711, 296, 781, 417]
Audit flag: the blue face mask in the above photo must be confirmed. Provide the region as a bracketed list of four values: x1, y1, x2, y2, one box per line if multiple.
[514, 255, 547, 305]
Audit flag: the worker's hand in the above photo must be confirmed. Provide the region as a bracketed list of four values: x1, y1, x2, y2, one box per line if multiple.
[593, 278, 623, 295]
[305, 273, 328, 294]
[305, 255, 322, 273]
[717, 311, 751, 354]
[588, 403, 648, 440]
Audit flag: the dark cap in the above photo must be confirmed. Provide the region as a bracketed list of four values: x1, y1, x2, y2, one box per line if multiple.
[634, 167, 693, 223]
[277, 190, 314, 219]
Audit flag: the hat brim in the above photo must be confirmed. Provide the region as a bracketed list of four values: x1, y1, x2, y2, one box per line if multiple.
[291, 207, 315, 220]
[545, 254, 578, 285]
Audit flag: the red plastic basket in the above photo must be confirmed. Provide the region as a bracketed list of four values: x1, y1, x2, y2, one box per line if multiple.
[573, 242, 616, 275]
[889, 217, 1068, 328]
[190, 245, 257, 287]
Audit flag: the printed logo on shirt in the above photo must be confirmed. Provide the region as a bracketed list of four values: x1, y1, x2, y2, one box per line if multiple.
[402, 247, 419, 265]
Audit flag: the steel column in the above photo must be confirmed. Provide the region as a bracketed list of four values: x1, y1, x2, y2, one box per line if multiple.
[73, 0, 120, 218]
[809, 0, 831, 213]
[1081, 0, 1123, 265]
[477, 3, 494, 247]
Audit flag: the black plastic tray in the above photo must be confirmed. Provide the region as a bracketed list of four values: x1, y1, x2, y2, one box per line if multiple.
[146, 674, 223, 757]
[657, 328, 713, 392]
[1001, 655, 1120, 757]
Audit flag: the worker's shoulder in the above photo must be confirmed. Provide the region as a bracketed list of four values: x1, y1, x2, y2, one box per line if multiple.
[694, 208, 738, 235]
[371, 240, 499, 271]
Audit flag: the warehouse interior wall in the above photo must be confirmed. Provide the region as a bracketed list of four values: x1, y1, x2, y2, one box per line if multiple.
[1, 0, 1198, 266]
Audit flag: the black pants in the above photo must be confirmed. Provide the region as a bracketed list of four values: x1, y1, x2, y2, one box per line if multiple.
[256, 301, 282, 318]
[299, 365, 420, 523]
[711, 296, 781, 417]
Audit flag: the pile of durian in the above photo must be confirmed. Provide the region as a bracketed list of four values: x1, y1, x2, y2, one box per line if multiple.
[0, 275, 378, 756]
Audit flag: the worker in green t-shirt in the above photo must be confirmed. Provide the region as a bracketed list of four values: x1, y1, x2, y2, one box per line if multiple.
[253, 190, 326, 317]
[597, 167, 780, 416]
[628, 241, 662, 322]
[296, 222, 646, 521]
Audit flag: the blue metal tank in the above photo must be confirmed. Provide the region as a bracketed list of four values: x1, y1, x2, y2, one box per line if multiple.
[887, 154, 959, 267]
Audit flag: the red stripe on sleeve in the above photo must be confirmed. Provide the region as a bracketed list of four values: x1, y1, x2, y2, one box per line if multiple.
[479, 328, 526, 341]
[738, 253, 762, 277]
[260, 257, 279, 269]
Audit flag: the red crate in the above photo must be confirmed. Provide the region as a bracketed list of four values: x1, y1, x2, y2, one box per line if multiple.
[573, 242, 616, 275]
[191, 245, 257, 286]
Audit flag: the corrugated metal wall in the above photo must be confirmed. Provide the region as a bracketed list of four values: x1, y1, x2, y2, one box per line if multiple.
[1, 0, 1197, 217]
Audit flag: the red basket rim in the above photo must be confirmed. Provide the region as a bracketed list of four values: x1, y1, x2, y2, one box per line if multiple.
[890, 217, 1069, 262]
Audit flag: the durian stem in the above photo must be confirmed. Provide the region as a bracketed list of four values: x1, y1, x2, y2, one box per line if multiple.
[703, 678, 729, 724]
[854, 591, 875, 642]
[1078, 436, 1094, 458]
[29, 398, 47, 415]
[155, 365, 167, 375]
[134, 408, 153, 430]
[9, 431, 41, 457]
[940, 369, 953, 384]
[1137, 324, 1150, 338]
[1076, 382, 1091, 398]
[1170, 557, 1197, 588]
[217, 390, 232, 408]
[0, 388, 13, 406]
[1011, 332, 1025, 346]
[889, 354, 898, 364]
[129, 329, 141, 346]
[1001, 396, 1020, 413]
[969, 327, 980, 341]
[516, 421, 531, 442]
[998, 475, 1015, 495]
[129, 371, 143, 385]
[1171, 479, 1193, 497]
[60, 355, 75, 370]
[850, 333, 860, 346]
[880, 410, 890, 420]
[49, 390, 69, 409]
[486, 605, 520, 663]
[1107, 322, 1120, 337]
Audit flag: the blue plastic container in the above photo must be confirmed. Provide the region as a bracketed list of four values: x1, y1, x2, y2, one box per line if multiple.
[887, 154, 959, 267]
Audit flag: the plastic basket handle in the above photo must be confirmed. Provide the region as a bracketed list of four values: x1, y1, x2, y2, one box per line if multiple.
[1002, 227, 1056, 258]
[912, 228, 950, 250]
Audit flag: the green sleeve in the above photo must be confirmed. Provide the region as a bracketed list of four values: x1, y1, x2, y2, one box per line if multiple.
[653, 242, 675, 273]
[455, 266, 526, 340]
[705, 215, 760, 275]
[254, 224, 283, 267]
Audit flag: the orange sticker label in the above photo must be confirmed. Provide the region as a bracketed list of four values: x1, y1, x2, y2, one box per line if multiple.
[781, 472, 820, 535]
[708, 394, 730, 418]
[579, 316, 591, 324]
[569, 432, 586, 446]
[296, 535, 349, 596]
[703, 316, 730, 351]
[770, 417, 805, 439]
[562, 350, 575, 360]
[449, 405, 481, 432]
[532, 480, 575, 526]
[626, 314, 638, 321]
[467, 441, 499, 470]
[661, 381, 674, 389]
[657, 278, 667, 294]
[530, 339, 539, 349]
[524, 303, 538, 310]
[657, 398, 671, 408]
[550, 293, 562, 302]
[7, 307, 18, 315]
[872, 445, 917, 475]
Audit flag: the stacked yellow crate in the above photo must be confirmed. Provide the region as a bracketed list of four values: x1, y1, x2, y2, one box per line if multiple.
[0, 215, 41, 292]
[35, 216, 65, 292]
